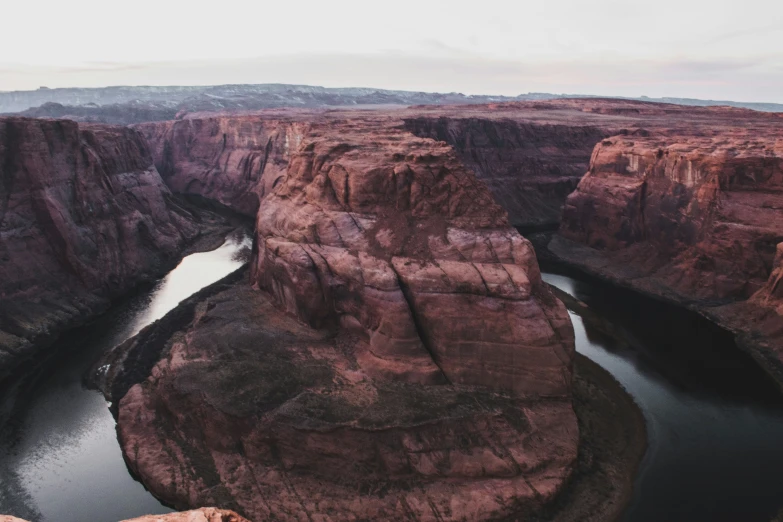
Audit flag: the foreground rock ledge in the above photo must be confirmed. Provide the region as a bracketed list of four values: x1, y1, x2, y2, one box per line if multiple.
[0, 508, 248, 522]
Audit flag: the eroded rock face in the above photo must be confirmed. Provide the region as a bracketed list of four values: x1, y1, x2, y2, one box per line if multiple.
[403, 117, 610, 227]
[114, 276, 578, 521]
[560, 135, 783, 300]
[109, 115, 578, 521]
[555, 133, 783, 379]
[137, 116, 310, 216]
[252, 118, 575, 397]
[0, 117, 203, 378]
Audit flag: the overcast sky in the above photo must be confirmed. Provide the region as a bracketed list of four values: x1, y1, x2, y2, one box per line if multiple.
[2, 0, 782, 101]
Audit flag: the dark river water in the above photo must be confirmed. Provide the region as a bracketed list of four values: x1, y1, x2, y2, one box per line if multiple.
[1, 233, 783, 522]
[542, 270, 783, 522]
[0, 231, 252, 522]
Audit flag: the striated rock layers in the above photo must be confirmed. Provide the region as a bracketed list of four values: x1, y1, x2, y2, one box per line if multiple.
[108, 117, 578, 521]
[554, 133, 783, 381]
[403, 116, 610, 228]
[0, 117, 205, 378]
[137, 115, 311, 217]
[139, 100, 783, 231]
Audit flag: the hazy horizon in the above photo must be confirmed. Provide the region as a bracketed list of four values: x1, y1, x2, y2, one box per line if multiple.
[2, 0, 782, 103]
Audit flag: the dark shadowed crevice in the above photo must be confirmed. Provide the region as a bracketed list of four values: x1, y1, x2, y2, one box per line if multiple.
[390, 265, 451, 385]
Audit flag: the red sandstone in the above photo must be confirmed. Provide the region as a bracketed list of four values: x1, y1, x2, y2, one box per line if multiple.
[0, 117, 209, 378]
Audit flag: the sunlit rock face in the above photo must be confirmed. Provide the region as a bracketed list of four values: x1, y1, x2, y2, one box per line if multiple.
[0, 117, 202, 378]
[108, 113, 579, 521]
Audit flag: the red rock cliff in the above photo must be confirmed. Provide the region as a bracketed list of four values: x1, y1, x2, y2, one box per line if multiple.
[137, 115, 310, 216]
[403, 116, 610, 227]
[0, 117, 202, 377]
[554, 132, 783, 380]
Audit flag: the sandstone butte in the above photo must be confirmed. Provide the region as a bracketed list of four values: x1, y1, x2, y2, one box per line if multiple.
[0, 117, 229, 380]
[105, 113, 579, 521]
[0, 508, 249, 522]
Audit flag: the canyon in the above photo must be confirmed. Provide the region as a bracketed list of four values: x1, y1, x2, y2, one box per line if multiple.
[0, 117, 234, 381]
[554, 128, 783, 383]
[98, 114, 580, 521]
[0, 95, 782, 521]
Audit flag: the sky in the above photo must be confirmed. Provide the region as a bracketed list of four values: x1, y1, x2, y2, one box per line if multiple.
[2, 0, 782, 102]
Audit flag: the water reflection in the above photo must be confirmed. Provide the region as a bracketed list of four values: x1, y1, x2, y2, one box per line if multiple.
[0, 231, 251, 522]
[543, 270, 783, 522]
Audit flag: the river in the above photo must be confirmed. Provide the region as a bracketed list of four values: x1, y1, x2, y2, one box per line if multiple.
[0, 230, 252, 522]
[1, 233, 783, 521]
[543, 269, 783, 522]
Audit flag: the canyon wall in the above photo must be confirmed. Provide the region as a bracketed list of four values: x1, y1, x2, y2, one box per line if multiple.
[137, 116, 310, 216]
[404, 116, 610, 227]
[0, 117, 204, 378]
[106, 115, 579, 521]
[554, 133, 783, 379]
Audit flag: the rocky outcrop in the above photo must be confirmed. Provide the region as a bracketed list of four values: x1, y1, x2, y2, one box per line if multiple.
[137, 116, 309, 216]
[253, 118, 575, 397]
[0, 508, 248, 522]
[107, 116, 578, 521]
[404, 117, 610, 227]
[554, 133, 783, 381]
[112, 274, 577, 521]
[123, 508, 249, 522]
[0, 117, 207, 378]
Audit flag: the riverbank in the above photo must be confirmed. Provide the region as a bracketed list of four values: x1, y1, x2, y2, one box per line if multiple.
[548, 235, 783, 391]
[520, 353, 646, 522]
[0, 231, 253, 522]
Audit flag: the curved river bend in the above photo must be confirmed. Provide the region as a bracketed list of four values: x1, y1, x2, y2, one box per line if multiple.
[0, 231, 252, 522]
[1, 234, 783, 521]
[543, 270, 783, 522]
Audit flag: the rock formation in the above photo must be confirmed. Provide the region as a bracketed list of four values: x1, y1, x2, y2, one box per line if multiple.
[554, 132, 783, 381]
[0, 508, 248, 522]
[139, 100, 783, 231]
[137, 115, 311, 216]
[253, 117, 574, 396]
[403, 116, 610, 227]
[105, 116, 578, 521]
[0, 117, 210, 378]
[123, 508, 249, 522]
